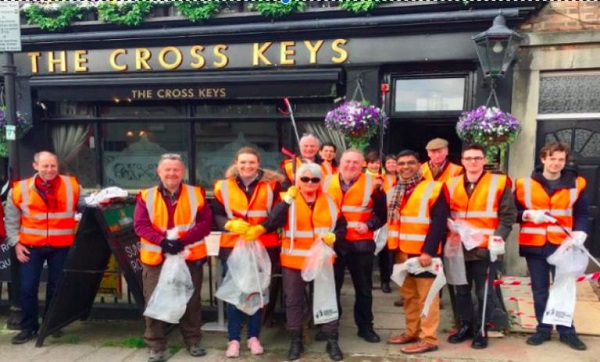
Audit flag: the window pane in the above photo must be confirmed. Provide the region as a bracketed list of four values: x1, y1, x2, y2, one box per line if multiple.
[47, 101, 94, 118]
[394, 78, 465, 112]
[50, 123, 97, 188]
[195, 120, 283, 191]
[102, 122, 190, 189]
[100, 105, 186, 118]
[539, 74, 600, 114]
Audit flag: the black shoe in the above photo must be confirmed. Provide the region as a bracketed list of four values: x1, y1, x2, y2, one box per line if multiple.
[315, 329, 327, 341]
[326, 333, 344, 361]
[559, 334, 587, 351]
[526, 330, 551, 346]
[11, 329, 37, 345]
[288, 331, 304, 360]
[357, 329, 381, 343]
[471, 330, 488, 349]
[381, 282, 392, 294]
[447, 322, 473, 344]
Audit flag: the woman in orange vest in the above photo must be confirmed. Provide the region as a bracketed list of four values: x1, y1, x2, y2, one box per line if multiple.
[213, 146, 284, 358]
[319, 142, 339, 176]
[266, 162, 346, 361]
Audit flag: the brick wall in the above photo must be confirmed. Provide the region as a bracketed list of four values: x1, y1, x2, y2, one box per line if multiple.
[519, 2, 600, 32]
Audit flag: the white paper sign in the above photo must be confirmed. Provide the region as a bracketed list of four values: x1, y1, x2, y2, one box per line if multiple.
[5, 125, 16, 141]
[0, 3, 21, 52]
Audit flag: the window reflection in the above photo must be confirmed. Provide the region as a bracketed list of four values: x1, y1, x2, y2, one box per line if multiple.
[394, 78, 465, 112]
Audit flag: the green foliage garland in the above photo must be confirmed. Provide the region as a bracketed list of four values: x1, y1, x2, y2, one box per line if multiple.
[252, 0, 306, 18]
[97, 1, 154, 27]
[175, 1, 222, 23]
[23, 4, 84, 32]
[339, 0, 382, 14]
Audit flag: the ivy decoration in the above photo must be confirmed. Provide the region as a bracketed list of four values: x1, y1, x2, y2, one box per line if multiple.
[339, 0, 382, 14]
[252, 0, 306, 18]
[23, 3, 84, 32]
[175, 1, 222, 23]
[97, 1, 154, 27]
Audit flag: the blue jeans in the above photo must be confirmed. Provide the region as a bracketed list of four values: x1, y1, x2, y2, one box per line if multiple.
[526, 256, 576, 335]
[19, 246, 70, 332]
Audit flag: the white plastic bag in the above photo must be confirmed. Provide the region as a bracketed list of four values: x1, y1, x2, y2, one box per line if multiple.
[542, 275, 576, 327]
[227, 238, 271, 294]
[143, 253, 195, 324]
[301, 240, 339, 325]
[448, 219, 486, 251]
[443, 233, 467, 285]
[547, 238, 588, 277]
[215, 272, 270, 315]
[373, 224, 388, 255]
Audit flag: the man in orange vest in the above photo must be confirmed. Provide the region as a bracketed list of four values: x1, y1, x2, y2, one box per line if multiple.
[134, 153, 213, 362]
[422, 138, 463, 182]
[386, 149, 449, 354]
[515, 142, 589, 351]
[6, 151, 86, 344]
[280, 134, 321, 190]
[323, 149, 387, 343]
[446, 144, 516, 349]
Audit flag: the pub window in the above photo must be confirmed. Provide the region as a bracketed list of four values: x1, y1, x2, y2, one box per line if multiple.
[49, 122, 97, 188]
[45, 101, 94, 118]
[101, 121, 190, 190]
[538, 72, 600, 114]
[99, 105, 187, 118]
[392, 77, 465, 113]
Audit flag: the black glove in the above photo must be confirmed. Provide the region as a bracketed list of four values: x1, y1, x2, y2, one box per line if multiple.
[160, 239, 184, 255]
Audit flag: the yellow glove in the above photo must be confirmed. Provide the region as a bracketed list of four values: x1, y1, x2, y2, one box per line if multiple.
[321, 232, 336, 247]
[224, 219, 250, 235]
[284, 186, 299, 204]
[244, 225, 267, 241]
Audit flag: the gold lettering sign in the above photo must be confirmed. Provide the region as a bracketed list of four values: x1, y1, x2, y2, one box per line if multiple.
[130, 88, 227, 100]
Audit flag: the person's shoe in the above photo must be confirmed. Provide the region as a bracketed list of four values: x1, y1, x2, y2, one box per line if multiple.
[387, 333, 418, 345]
[326, 339, 344, 361]
[471, 330, 488, 349]
[247, 337, 264, 355]
[394, 297, 404, 307]
[381, 282, 392, 294]
[447, 322, 473, 344]
[11, 329, 37, 345]
[288, 331, 304, 360]
[357, 329, 381, 343]
[187, 344, 207, 357]
[225, 340, 240, 358]
[315, 329, 327, 341]
[559, 334, 587, 351]
[526, 330, 551, 346]
[148, 350, 172, 362]
[400, 341, 439, 354]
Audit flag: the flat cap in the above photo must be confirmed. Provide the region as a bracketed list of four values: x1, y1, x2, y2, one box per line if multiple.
[425, 138, 449, 150]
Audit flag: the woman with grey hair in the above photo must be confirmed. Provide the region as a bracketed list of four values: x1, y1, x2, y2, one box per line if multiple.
[264, 161, 347, 361]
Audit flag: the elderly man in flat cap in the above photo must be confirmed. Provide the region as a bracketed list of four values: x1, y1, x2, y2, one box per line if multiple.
[422, 138, 463, 183]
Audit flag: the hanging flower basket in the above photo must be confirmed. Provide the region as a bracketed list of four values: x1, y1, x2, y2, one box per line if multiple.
[324, 101, 388, 152]
[0, 107, 33, 158]
[456, 105, 521, 167]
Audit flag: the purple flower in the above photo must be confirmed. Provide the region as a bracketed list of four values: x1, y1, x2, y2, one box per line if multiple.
[456, 106, 520, 146]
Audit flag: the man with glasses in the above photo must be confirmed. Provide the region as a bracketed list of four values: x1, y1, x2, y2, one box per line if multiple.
[386, 149, 449, 354]
[323, 149, 387, 343]
[515, 142, 589, 351]
[281, 134, 321, 190]
[134, 153, 213, 362]
[422, 138, 463, 182]
[446, 144, 516, 349]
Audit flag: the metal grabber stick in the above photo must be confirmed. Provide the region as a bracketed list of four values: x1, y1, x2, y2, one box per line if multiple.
[283, 98, 301, 251]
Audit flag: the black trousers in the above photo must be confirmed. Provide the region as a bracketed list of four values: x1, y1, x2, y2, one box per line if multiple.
[377, 246, 393, 284]
[454, 259, 497, 326]
[334, 252, 374, 332]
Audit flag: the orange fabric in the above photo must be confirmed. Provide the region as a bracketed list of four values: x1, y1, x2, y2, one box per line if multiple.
[321, 162, 338, 176]
[280, 158, 304, 183]
[400, 275, 440, 345]
[383, 174, 397, 193]
[387, 181, 444, 254]
[516, 176, 586, 247]
[422, 162, 463, 183]
[446, 173, 507, 248]
[139, 185, 207, 265]
[214, 178, 279, 248]
[12, 176, 79, 247]
[324, 173, 375, 241]
[280, 192, 339, 270]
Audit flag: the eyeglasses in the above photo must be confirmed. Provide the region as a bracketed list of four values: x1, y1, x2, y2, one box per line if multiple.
[299, 176, 321, 184]
[462, 156, 485, 162]
[397, 161, 419, 167]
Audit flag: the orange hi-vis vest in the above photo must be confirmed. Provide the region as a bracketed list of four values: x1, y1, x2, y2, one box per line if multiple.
[422, 162, 463, 183]
[446, 173, 507, 248]
[321, 162, 338, 176]
[213, 177, 279, 248]
[387, 181, 444, 254]
[281, 158, 304, 183]
[280, 192, 339, 270]
[139, 184, 207, 266]
[516, 176, 586, 247]
[12, 175, 79, 247]
[323, 173, 375, 241]
[383, 174, 397, 194]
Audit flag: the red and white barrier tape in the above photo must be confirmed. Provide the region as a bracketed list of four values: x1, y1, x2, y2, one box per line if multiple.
[494, 271, 600, 287]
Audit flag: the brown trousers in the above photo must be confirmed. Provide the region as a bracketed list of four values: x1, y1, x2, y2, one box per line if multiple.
[400, 275, 440, 345]
[142, 261, 203, 352]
